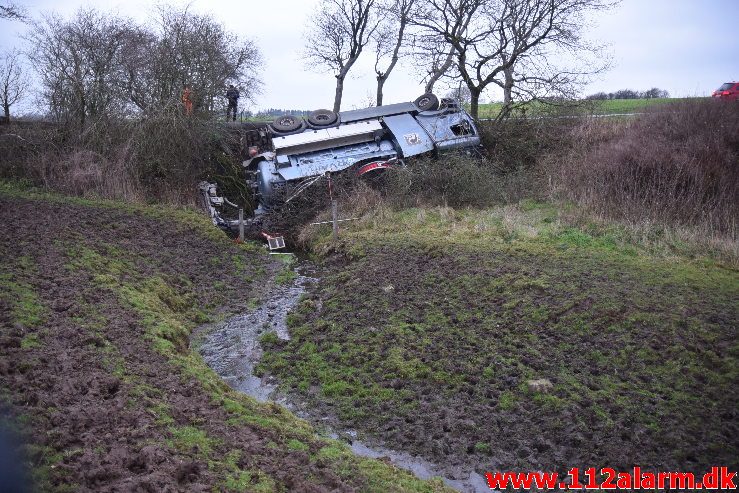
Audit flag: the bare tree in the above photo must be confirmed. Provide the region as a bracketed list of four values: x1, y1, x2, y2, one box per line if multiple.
[123, 5, 262, 114]
[445, 83, 471, 104]
[372, 0, 414, 106]
[26, 9, 137, 126]
[304, 0, 379, 112]
[412, 0, 616, 119]
[26, 6, 262, 124]
[0, 49, 26, 121]
[421, 44, 456, 95]
[408, 18, 456, 95]
[0, 2, 26, 20]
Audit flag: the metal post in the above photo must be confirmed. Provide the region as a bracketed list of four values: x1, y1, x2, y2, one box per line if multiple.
[331, 200, 339, 242]
[238, 208, 244, 242]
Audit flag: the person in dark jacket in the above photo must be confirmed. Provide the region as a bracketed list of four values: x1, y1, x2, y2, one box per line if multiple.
[226, 85, 240, 121]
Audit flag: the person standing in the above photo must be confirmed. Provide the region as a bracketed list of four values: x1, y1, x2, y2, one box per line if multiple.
[182, 86, 193, 116]
[226, 84, 240, 121]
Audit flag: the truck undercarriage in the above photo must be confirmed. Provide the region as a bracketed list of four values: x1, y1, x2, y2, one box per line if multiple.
[201, 93, 481, 234]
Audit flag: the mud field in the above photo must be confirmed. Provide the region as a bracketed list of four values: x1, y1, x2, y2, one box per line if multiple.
[257, 238, 739, 478]
[0, 191, 450, 492]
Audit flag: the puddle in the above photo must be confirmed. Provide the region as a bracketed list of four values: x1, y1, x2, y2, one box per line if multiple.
[197, 260, 489, 493]
[336, 436, 490, 492]
[197, 258, 314, 402]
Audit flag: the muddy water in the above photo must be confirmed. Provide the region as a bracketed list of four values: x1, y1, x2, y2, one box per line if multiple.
[198, 259, 314, 402]
[197, 260, 489, 493]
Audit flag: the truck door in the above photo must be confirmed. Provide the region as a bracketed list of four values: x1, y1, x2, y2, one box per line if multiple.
[382, 113, 434, 157]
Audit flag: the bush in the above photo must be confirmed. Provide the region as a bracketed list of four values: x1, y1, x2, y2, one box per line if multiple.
[0, 105, 250, 208]
[478, 116, 571, 172]
[382, 153, 541, 208]
[546, 100, 739, 237]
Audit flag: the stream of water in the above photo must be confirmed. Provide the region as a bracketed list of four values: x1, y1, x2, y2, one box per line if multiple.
[197, 260, 489, 493]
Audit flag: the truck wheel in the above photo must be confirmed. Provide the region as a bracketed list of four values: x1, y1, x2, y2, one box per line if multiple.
[414, 93, 439, 111]
[271, 115, 304, 132]
[307, 109, 338, 126]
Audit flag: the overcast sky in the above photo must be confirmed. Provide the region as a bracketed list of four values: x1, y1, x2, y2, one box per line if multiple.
[1, 0, 737, 113]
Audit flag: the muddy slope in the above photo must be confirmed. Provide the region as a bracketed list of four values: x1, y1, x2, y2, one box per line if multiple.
[0, 191, 450, 493]
[258, 238, 739, 477]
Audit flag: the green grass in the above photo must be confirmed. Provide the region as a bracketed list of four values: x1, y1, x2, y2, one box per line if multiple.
[0, 255, 47, 329]
[274, 267, 297, 285]
[474, 97, 692, 119]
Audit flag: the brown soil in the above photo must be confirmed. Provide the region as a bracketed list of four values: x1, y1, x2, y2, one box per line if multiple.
[0, 195, 427, 492]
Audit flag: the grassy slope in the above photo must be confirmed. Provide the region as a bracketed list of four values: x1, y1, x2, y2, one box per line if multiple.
[0, 184, 451, 492]
[259, 202, 738, 473]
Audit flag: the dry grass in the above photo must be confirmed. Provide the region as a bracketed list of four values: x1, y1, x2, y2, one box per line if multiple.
[545, 100, 738, 241]
[34, 145, 143, 202]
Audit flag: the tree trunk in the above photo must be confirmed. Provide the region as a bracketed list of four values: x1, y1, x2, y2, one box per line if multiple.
[333, 56, 359, 113]
[333, 74, 345, 113]
[503, 66, 514, 104]
[424, 49, 455, 94]
[491, 64, 515, 120]
[469, 88, 481, 120]
[79, 93, 86, 128]
[376, 74, 386, 106]
[375, 12, 406, 107]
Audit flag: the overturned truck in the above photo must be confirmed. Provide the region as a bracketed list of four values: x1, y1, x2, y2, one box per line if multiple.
[202, 93, 480, 229]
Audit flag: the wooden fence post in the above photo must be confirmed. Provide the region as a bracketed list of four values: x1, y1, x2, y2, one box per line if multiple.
[238, 208, 244, 242]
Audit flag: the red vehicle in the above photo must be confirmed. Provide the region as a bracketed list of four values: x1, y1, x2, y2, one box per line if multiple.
[711, 82, 739, 101]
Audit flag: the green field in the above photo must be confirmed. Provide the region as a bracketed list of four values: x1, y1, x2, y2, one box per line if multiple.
[246, 98, 696, 121]
[474, 97, 691, 119]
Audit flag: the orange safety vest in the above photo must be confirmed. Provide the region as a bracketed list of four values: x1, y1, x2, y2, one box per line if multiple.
[182, 88, 193, 115]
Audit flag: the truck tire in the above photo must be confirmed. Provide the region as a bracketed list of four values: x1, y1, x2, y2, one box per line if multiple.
[270, 115, 304, 133]
[307, 109, 338, 126]
[414, 93, 439, 111]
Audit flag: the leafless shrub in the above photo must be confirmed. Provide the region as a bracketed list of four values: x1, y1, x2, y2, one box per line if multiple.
[546, 100, 739, 238]
[33, 145, 142, 201]
[382, 153, 543, 208]
[479, 117, 573, 172]
[0, 106, 248, 207]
